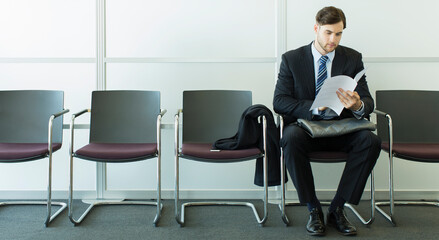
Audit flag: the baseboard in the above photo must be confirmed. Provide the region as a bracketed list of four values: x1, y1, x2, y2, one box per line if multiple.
[0, 190, 97, 200]
[1, 189, 438, 201]
[0, 189, 278, 200]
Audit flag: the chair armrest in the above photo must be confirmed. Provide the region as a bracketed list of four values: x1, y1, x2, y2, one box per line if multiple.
[174, 109, 182, 155]
[373, 109, 389, 117]
[373, 109, 393, 129]
[47, 108, 70, 152]
[48, 108, 70, 139]
[72, 109, 91, 119]
[156, 109, 166, 153]
[52, 109, 70, 118]
[274, 113, 284, 127]
[175, 109, 182, 117]
[69, 109, 91, 155]
[373, 109, 393, 152]
[274, 113, 285, 138]
[259, 115, 268, 155]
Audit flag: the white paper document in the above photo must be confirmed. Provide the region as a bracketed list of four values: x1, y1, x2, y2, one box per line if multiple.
[310, 69, 366, 115]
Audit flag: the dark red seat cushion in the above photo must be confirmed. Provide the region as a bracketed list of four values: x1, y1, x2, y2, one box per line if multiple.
[0, 143, 62, 161]
[75, 143, 157, 161]
[181, 143, 261, 162]
[382, 142, 439, 162]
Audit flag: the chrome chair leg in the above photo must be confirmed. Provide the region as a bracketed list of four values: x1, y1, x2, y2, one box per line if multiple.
[0, 200, 67, 227]
[375, 109, 396, 226]
[0, 156, 67, 227]
[375, 151, 438, 226]
[375, 147, 396, 225]
[376, 200, 438, 227]
[174, 153, 184, 226]
[153, 153, 162, 227]
[346, 170, 375, 225]
[174, 112, 184, 226]
[44, 149, 68, 227]
[279, 144, 290, 225]
[153, 113, 163, 227]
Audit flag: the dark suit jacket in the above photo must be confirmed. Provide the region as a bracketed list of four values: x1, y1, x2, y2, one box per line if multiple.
[273, 42, 374, 124]
[213, 104, 282, 187]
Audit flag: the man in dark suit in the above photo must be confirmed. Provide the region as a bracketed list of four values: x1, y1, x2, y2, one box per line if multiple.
[273, 6, 381, 236]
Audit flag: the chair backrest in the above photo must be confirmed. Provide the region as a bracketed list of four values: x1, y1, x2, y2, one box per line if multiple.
[182, 90, 252, 143]
[89, 90, 160, 143]
[0, 90, 64, 143]
[376, 90, 439, 143]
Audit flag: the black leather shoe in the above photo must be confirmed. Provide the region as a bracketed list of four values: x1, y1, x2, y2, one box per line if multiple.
[306, 208, 326, 236]
[327, 207, 357, 236]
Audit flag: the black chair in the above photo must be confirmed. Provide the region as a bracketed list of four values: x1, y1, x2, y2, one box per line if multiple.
[277, 115, 375, 226]
[174, 90, 268, 226]
[0, 90, 69, 227]
[68, 90, 165, 226]
[375, 90, 439, 225]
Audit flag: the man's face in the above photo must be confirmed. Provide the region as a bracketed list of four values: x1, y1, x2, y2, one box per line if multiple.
[314, 21, 344, 54]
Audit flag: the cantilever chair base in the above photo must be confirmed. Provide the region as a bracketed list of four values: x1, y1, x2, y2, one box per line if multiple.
[375, 201, 439, 226]
[176, 201, 267, 227]
[279, 171, 375, 226]
[69, 199, 163, 226]
[0, 201, 67, 227]
[279, 173, 375, 226]
[175, 150, 269, 228]
[279, 199, 375, 226]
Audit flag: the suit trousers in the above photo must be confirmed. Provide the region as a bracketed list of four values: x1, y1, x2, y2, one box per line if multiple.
[281, 124, 381, 205]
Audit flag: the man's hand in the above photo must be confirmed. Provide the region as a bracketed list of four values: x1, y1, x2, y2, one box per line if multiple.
[336, 88, 362, 111]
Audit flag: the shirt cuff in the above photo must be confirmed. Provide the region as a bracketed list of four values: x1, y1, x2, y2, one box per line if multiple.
[352, 101, 365, 119]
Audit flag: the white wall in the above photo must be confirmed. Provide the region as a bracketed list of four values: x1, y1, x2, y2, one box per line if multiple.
[0, 0, 97, 198]
[0, 0, 438, 201]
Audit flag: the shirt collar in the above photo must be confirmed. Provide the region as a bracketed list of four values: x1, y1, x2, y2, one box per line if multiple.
[311, 41, 335, 64]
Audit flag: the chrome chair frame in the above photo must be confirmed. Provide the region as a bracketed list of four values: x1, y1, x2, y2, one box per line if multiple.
[68, 108, 166, 226]
[277, 115, 375, 226]
[0, 108, 69, 227]
[374, 109, 439, 226]
[174, 109, 268, 227]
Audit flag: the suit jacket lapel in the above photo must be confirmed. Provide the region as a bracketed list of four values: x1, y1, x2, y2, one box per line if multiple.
[303, 43, 316, 98]
[332, 47, 346, 76]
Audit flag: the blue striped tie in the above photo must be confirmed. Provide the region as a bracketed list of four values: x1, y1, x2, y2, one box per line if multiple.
[316, 55, 329, 96]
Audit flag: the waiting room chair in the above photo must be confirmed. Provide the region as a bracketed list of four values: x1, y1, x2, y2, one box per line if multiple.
[174, 90, 268, 226]
[0, 90, 69, 227]
[374, 90, 439, 225]
[68, 90, 165, 226]
[277, 115, 375, 226]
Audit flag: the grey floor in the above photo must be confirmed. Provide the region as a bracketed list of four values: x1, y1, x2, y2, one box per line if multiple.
[0, 199, 437, 240]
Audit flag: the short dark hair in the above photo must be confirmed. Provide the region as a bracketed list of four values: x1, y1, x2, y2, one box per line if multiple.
[315, 6, 346, 29]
